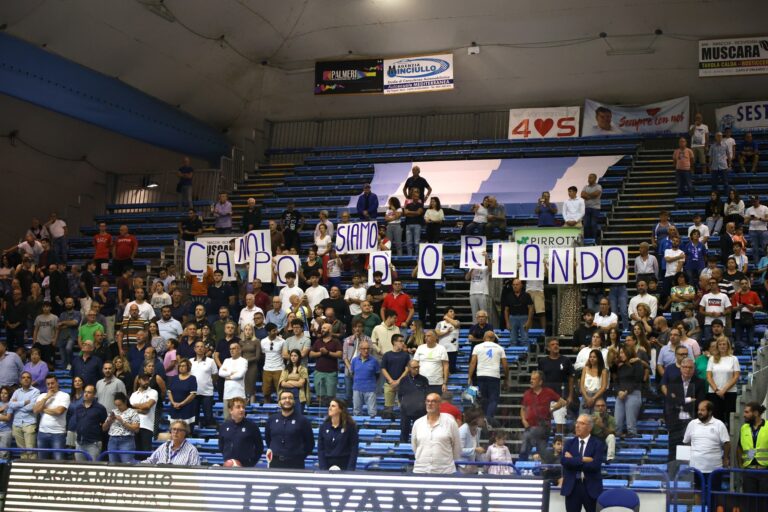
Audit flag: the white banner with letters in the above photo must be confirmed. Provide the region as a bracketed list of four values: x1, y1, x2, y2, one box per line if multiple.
[576, 247, 603, 284]
[548, 248, 575, 285]
[508, 106, 580, 139]
[491, 242, 518, 279]
[417, 244, 443, 280]
[519, 244, 546, 281]
[335, 221, 379, 254]
[383, 54, 454, 95]
[274, 255, 301, 287]
[460, 236, 487, 269]
[368, 251, 392, 285]
[582, 97, 689, 136]
[715, 100, 768, 131]
[185, 236, 236, 281]
[235, 230, 271, 264]
[602, 246, 629, 283]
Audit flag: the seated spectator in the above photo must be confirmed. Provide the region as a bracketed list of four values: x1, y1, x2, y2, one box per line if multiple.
[317, 398, 359, 470]
[591, 398, 617, 462]
[424, 197, 444, 243]
[32, 375, 70, 460]
[538, 435, 564, 486]
[738, 132, 760, 173]
[218, 397, 263, 467]
[485, 196, 507, 239]
[142, 419, 200, 465]
[593, 299, 618, 333]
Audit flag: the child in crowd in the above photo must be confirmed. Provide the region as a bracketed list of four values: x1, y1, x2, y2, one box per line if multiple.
[682, 305, 701, 342]
[485, 429, 513, 475]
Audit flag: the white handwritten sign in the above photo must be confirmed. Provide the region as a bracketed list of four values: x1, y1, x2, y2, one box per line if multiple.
[335, 221, 379, 254]
[417, 244, 443, 280]
[548, 248, 574, 285]
[602, 246, 628, 283]
[235, 230, 271, 264]
[460, 236, 487, 269]
[368, 251, 392, 285]
[492, 242, 518, 279]
[184, 241, 206, 275]
[274, 255, 301, 287]
[576, 247, 602, 284]
[519, 244, 545, 281]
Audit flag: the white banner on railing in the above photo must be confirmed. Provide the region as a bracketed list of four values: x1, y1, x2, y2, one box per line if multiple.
[582, 97, 689, 136]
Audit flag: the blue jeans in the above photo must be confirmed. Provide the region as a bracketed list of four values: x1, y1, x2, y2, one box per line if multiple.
[353, 390, 377, 418]
[750, 230, 768, 264]
[508, 315, 529, 345]
[75, 440, 101, 462]
[676, 171, 693, 197]
[477, 376, 501, 419]
[405, 225, 421, 256]
[386, 223, 403, 256]
[615, 389, 642, 435]
[52, 236, 68, 263]
[711, 168, 729, 193]
[584, 208, 601, 241]
[59, 337, 75, 368]
[609, 284, 629, 332]
[178, 184, 193, 209]
[108, 436, 136, 463]
[37, 432, 66, 460]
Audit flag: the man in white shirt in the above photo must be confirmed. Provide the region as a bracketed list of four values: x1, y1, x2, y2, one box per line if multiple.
[435, 308, 460, 373]
[411, 393, 462, 474]
[683, 400, 730, 482]
[699, 277, 732, 341]
[45, 212, 68, 263]
[122, 288, 155, 320]
[628, 279, 658, 324]
[238, 294, 264, 332]
[304, 273, 329, 310]
[260, 323, 285, 404]
[32, 375, 70, 460]
[278, 272, 303, 314]
[129, 373, 158, 456]
[563, 186, 585, 227]
[190, 340, 218, 428]
[688, 214, 710, 247]
[745, 195, 768, 265]
[689, 113, 709, 173]
[468, 331, 508, 421]
[344, 274, 368, 317]
[413, 330, 449, 395]
[664, 235, 686, 299]
[593, 299, 618, 333]
[218, 341, 248, 420]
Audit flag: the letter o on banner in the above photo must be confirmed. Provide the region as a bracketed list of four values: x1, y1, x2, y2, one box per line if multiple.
[417, 243, 443, 280]
[602, 246, 628, 283]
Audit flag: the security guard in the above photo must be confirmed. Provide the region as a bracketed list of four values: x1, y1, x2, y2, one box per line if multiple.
[737, 401, 768, 495]
[218, 397, 263, 467]
[265, 390, 314, 469]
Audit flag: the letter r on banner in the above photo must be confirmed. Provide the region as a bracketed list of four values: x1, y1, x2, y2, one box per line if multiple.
[602, 246, 628, 283]
[460, 236, 487, 269]
[368, 251, 392, 285]
[417, 244, 442, 280]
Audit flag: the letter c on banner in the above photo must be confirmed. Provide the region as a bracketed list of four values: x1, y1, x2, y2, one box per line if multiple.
[604, 246, 626, 280]
[420, 245, 439, 277]
[185, 242, 205, 274]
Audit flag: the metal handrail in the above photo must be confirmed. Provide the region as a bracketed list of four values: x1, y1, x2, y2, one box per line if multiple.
[97, 450, 153, 461]
[0, 447, 93, 461]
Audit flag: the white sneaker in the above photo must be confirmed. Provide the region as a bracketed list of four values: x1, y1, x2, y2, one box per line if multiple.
[66, 364, 72, 370]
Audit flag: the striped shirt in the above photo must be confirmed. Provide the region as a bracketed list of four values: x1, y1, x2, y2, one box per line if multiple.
[142, 440, 200, 466]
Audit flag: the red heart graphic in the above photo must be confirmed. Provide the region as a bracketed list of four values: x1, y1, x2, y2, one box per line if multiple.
[534, 118, 554, 136]
[646, 108, 661, 116]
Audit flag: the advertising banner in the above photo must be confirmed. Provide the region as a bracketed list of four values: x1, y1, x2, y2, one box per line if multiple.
[383, 53, 454, 94]
[715, 100, 768, 131]
[582, 97, 689, 136]
[699, 37, 768, 77]
[314, 59, 383, 95]
[513, 226, 582, 249]
[508, 106, 580, 139]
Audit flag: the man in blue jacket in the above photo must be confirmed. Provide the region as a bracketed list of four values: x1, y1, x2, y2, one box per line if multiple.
[355, 184, 379, 221]
[218, 397, 263, 467]
[265, 390, 314, 469]
[561, 414, 605, 512]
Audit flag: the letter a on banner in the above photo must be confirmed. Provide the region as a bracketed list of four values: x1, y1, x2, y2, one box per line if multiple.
[185, 241, 206, 275]
[460, 236, 487, 269]
[576, 247, 602, 284]
[548, 248, 574, 284]
[602, 246, 628, 283]
[492, 243, 518, 278]
[368, 251, 392, 285]
[274, 255, 301, 287]
[519, 244, 545, 281]
[417, 244, 442, 280]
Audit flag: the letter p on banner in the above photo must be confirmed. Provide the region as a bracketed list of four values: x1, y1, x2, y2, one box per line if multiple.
[417, 244, 442, 280]
[602, 245, 628, 283]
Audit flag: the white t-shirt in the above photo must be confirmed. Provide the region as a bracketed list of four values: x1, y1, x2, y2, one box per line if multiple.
[238, 306, 264, 331]
[414, 344, 449, 385]
[123, 300, 155, 320]
[279, 285, 303, 313]
[688, 224, 710, 244]
[468, 268, 489, 296]
[574, 346, 609, 371]
[664, 248, 685, 277]
[683, 417, 730, 473]
[130, 388, 158, 431]
[218, 357, 248, 399]
[305, 285, 329, 310]
[526, 280, 544, 293]
[190, 357, 218, 396]
[47, 219, 67, 239]
[386, 207, 403, 225]
[593, 312, 618, 329]
[472, 205, 488, 224]
[690, 123, 709, 148]
[724, 137, 736, 159]
[699, 293, 731, 325]
[745, 205, 768, 231]
[36, 391, 70, 434]
[436, 320, 459, 353]
[261, 336, 286, 371]
[471, 341, 507, 379]
[344, 286, 367, 316]
[315, 235, 332, 256]
[706, 355, 740, 393]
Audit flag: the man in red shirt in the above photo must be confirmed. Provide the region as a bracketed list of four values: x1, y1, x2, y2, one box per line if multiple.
[92, 222, 112, 276]
[438, 391, 462, 425]
[380, 280, 414, 333]
[520, 370, 566, 460]
[732, 278, 763, 354]
[112, 225, 138, 276]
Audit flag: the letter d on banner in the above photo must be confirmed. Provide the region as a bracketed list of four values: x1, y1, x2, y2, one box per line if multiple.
[368, 251, 392, 285]
[602, 246, 628, 283]
[185, 242, 206, 275]
[576, 247, 602, 284]
[417, 244, 442, 280]
[492, 243, 517, 278]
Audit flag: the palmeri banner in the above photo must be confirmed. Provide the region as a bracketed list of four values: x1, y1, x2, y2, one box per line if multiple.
[582, 97, 689, 136]
[314, 59, 383, 95]
[508, 106, 580, 139]
[699, 37, 768, 77]
[715, 100, 768, 131]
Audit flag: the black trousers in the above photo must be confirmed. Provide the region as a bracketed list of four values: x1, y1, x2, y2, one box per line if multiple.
[135, 428, 153, 460]
[400, 413, 421, 443]
[565, 479, 597, 512]
[270, 456, 305, 469]
[666, 415, 690, 462]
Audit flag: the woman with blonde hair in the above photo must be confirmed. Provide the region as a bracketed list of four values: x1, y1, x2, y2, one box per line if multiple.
[239, 324, 262, 403]
[706, 336, 740, 427]
[406, 319, 425, 354]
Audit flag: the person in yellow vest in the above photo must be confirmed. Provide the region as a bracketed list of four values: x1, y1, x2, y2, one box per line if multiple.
[737, 401, 768, 495]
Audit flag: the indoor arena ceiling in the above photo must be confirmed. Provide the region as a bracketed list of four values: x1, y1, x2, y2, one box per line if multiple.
[2, 0, 767, 132]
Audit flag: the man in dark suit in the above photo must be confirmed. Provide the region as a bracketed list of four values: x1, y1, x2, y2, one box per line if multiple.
[561, 414, 605, 512]
[664, 357, 707, 461]
[720, 222, 735, 266]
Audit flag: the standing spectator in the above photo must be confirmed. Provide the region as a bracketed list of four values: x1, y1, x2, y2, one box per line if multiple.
[674, 136, 695, 197]
[344, 274, 367, 318]
[467, 310, 493, 347]
[23, 349, 48, 393]
[563, 186, 585, 228]
[241, 197, 262, 232]
[663, 235, 686, 301]
[403, 165, 432, 201]
[413, 330, 449, 395]
[614, 346, 644, 438]
[212, 192, 233, 234]
[579, 349, 608, 415]
[398, 359, 429, 442]
[502, 278, 534, 346]
[96, 360, 126, 410]
[129, 373, 158, 456]
[709, 132, 731, 193]
[411, 392, 461, 474]
[699, 277, 732, 340]
[342, 320, 370, 401]
[520, 370, 566, 460]
[628, 279, 658, 325]
[73, 384, 107, 461]
[380, 335, 410, 419]
[737, 402, 768, 496]
[435, 307, 460, 373]
[350, 341, 380, 418]
[280, 201, 304, 252]
[8, 372, 40, 459]
[355, 183, 379, 221]
[0, 339, 24, 388]
[732, 278, 762, 353]
[561, 415, 606, 512]
[72, 339, 103, 387]
[279, 349, 309, 409]
[664, 357, 706, 461]
[317, 398, 359, 470]
[591, 398, 617, 463]
[746, 195, 768, 265]
[179, 209, 203, 241]
[265, 390, 314, 469]
[535, 191, 558, 227]
[581, 173, 603, 240]
[238, 294, 264, 332]
[142, 420, 200, 465]
[689, 113, 709, 173]
[112, 225, 138, 277]
[403, 189, 424, 256]
[3, 289, 28, 351]
[177, 156, 194, 209]
[218, 397, 263, 467]
[366, 271, 389, 316]
[32, 375, 70, 460]
[739, 132, 760, 173]
[190, 341, 217, 427]
[283, 319, 311, 367]
[458, 408, 486, 473]
[218, 342, 247, 420]
[380, 280, 414, 334]
[102, 391, 140, 463]
[313, 210, 334, 240]
[593, 299, 618, 333]
[240, 326, 261, 402]
[314, 225, 333, 282]
[468, 331, 509, 422]
[384, 197, 404, 255]
[466, 267, 490, 320]
[260, 323, 285, 404]
[684, 231, 707, 285]
[683, 400, 731, 492]
[689, 213, 711, 247]
[92, 222, 112, 275]
[724, 189, 745, 229]
[539, 337, 575, 433]
[310, 323, 343, 407]
[44, 212, 68, 263]
[278, 273, 303, 314]
[206, 270, 235, 325]
[168, 358, 198, 425]
[424, 197, 444, 242]
[706, 336, 740, 427]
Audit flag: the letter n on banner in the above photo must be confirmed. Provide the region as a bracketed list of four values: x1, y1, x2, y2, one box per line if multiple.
[417, 244, 442, 280]
[576, 247, 602, 284]
[368, 251, 392, 285]
[492, 243, 517, 278]
[519, 244, 544, 281]
[185, 242, 206, 275]
[274, 255, 301, 287]
[602, 246, 628, 283]
[460, 236, 487, 269]
[236, 230, 271, 264]
[548, 248, 574, 284]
